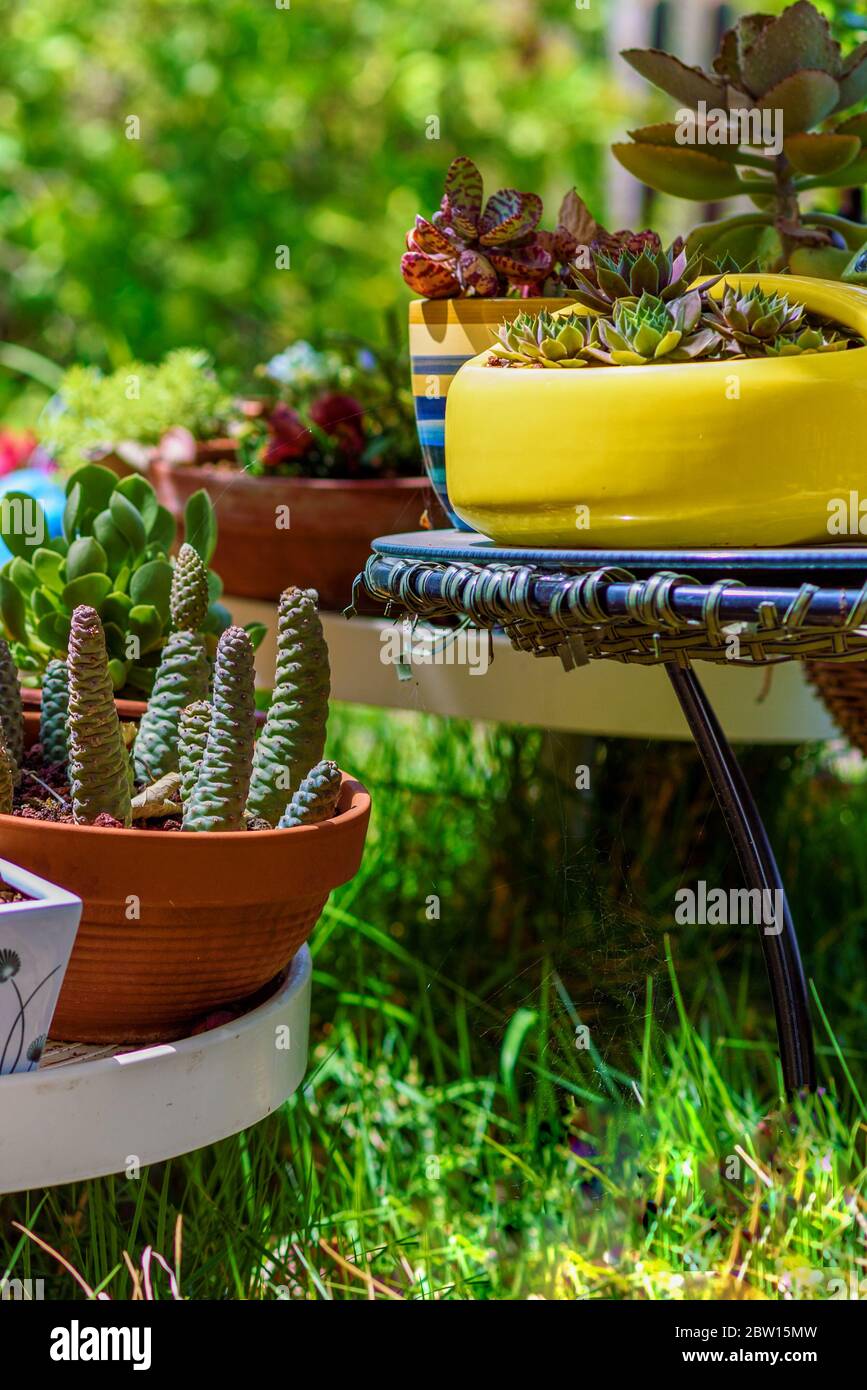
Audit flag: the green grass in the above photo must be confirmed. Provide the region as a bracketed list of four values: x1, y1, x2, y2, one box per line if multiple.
[2, 708, 867, 1300]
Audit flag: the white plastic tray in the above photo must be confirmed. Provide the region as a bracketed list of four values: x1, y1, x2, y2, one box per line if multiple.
[0, 946, 311, 1193]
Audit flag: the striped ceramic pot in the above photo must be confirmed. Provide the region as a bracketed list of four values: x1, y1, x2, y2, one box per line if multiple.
[409, 297, 571, 529]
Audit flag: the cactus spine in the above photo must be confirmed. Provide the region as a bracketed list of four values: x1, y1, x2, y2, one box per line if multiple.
[0, 638, 23, 784]
[133, 544, 210, 783]
[183, 627, 256, 832]
[277, 759, 341, 828]
[40, 659, 69, 766]
[67, 606, 132, 826]
[0, 732, 14, 815]
[246, 588, 329, 825]
[178, 700, 211, 809]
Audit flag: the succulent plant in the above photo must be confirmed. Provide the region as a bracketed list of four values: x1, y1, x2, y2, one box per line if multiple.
[613, 2, 867, 275]
[178, 700, 212, 810]
[401, 156, 579, 298]
[0, 463, 231, 698]
[246, 588, 329, 826]
[587, 291, 722, 366]
[0, 733, 13, 816]
[0, 639, 23, 785]
[568, 238, 714, 315]
[183, 626, 257, 833]
[491, 311, 595, 368]
[764, 326, 851, 355]
[67, 605, 132, 827]
[277, 759, 342, 828]
[703, 284, 807, 353]
[133, 544, 211, 783]
[40, 658, 69, 767]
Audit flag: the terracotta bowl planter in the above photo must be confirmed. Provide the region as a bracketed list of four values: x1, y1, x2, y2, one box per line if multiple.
[21, 687, 147, 721]
[0, 714, 371, 1044]
[151, 454, 436, 610]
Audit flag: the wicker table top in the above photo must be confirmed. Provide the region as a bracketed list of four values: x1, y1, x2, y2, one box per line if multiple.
[355, 531, 867, 670]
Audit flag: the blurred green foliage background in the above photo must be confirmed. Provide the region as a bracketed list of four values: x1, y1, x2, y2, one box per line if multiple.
[0, 0, 624, 379]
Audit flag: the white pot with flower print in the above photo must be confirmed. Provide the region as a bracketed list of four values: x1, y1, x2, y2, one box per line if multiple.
[0, 859, 82, 1075]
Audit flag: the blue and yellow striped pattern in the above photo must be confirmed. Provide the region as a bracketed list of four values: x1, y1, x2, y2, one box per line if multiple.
[408, 298, 570, 529]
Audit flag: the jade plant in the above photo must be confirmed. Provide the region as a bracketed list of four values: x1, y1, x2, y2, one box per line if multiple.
[3, 584, 338, 834]
[401, 156, 584, 298]
[611, 1, 867, 276]
[0, 462, 234, 698]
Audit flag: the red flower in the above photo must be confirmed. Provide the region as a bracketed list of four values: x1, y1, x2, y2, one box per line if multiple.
[0, 430, 37, 476]
[309, 392, 366, 459]
[262, 403, 312, 466]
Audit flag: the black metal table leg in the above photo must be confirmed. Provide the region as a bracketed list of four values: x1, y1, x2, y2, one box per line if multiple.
[666, 664, 816, 1094]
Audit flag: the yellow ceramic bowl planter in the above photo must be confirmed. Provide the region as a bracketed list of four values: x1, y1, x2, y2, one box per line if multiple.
[445, 274, 867, 549]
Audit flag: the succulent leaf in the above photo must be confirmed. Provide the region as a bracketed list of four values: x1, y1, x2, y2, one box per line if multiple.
[611, 144, 744, 200]
[67, 605, 132, 826]
[183, 627, 256, 833]
[620, 47, 726, 107]
[40, 658, 69, 767]
[170, 542, 209, 632]
[277, 759, 342, 829]
[246, 587, 330, 826]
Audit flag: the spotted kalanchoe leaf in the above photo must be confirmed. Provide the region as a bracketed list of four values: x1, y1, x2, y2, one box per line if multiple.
[0, 638, 23, 785]
[277, 759, 342, 828]
[178, 699, 212, 810]
[183, 627, 256, 833]
[490, 310, 595, 368]
[588, 290, 722, 366]
[39, 659, 69, 767]
[247, 587, 330, 826]
[67, 605, 132, 826]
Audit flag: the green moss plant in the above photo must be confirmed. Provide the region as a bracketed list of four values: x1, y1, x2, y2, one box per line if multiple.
[183, 627, 256, 833]
[246, 587, 330, 826]
[277, 759, 342, 828]
[39, 658, 69, 767]
[133, 544, 210, 783]
[67, 605, 132, 826]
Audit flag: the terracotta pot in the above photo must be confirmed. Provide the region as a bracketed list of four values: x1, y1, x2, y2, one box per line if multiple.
[151, 455, 436, 610]
[21, 687, 147, 721]
[0, 714, 371, 1044]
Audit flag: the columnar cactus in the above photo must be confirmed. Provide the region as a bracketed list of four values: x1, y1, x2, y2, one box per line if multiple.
[67, 605, 132, 826]
[183, 627, 256, 832]
[246, 588, 330, 825]
[0, 638, 23, 784]
[0, 732, 14, 815]
[40, 659, 69, 767]
[178, 700, 212, 809]
[277, 759, 342, 828]
[133, 544, 210, 782]
[170, 542, 210, 632]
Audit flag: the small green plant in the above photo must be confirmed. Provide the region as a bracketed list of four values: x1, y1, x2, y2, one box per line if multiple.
[491, 312, 595, 368]
[133, 544, 211, 782]
[613, 1, 867, 276]
[178, 699, 212, 811]
[67, 605, 133, 827]
[182, 626, 257, 833]
[589, 290, 722, 366]
[38, 349, 229, 470]
[247, 587, 330, 825]
[0, 463, 230, 698]
[39, 659, 69, 766]
[277, 759, 342, 827]
[0, 638, 23, 784]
